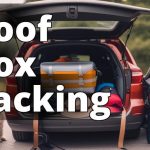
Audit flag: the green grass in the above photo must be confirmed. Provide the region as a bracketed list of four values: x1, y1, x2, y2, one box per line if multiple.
[0, 80, 6, 91]
[110, 0, 150, 73]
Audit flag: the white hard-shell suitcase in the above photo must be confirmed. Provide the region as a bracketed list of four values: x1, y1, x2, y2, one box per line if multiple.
[40, 62, 97, 93]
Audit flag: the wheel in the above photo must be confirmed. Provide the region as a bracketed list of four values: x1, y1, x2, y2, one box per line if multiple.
[12, 131, 33, 142]
[125, 129, 140, 139]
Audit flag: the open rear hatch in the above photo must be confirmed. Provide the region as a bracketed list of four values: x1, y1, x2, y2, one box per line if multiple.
[2, 0, 150, 119]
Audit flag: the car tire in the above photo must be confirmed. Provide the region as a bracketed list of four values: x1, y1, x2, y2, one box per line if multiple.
[125, 129, 140, 139]
[12, 131, 33, 142]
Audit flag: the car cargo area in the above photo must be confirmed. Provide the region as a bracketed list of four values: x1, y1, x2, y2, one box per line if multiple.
[17, 42, 125, 119]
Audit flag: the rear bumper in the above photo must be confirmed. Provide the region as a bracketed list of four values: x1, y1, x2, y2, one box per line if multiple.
[7, 114, 143, 132]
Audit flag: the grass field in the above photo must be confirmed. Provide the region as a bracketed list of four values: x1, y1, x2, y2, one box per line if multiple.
[0, 79, 6, 91]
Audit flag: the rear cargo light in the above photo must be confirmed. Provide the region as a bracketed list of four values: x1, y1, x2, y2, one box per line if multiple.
[131, 71, 143, 83]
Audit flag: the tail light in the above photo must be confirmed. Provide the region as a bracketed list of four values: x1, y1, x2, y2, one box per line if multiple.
[130, 68, 144, 116]
[6, 74, 17, 98]
[6, 74, 19, 119]
[126, 62, 144, 116]
[6, 74, 16, 85]
[131, 70, 143, 84]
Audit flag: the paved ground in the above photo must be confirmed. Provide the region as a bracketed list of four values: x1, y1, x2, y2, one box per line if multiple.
[0, 121, 150, 150]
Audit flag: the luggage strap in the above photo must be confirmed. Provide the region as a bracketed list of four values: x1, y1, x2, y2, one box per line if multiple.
[31, 113, 40, 150]
[32, 109, 127, 150]
[118, 108, 127, 150]
[31, 113, 65, 150]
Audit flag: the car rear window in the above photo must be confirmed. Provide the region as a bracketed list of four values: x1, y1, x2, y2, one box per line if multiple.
[32, 21, 118, 31]
[52, 21, 118, 30]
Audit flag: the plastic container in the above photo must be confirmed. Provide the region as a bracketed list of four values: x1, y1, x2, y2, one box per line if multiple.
[40, 62, 97, 93]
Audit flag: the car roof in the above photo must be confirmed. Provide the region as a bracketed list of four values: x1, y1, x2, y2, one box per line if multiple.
[0, 0, 150, 14]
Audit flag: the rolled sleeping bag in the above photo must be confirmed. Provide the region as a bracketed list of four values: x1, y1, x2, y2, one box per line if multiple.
[96, 83, 123, 113]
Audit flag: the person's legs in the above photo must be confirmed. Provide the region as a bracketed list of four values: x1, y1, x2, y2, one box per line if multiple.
[0, 112, 6, 142]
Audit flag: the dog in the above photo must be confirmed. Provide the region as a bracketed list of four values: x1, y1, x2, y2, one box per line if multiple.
[0, 112, 6, 142]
